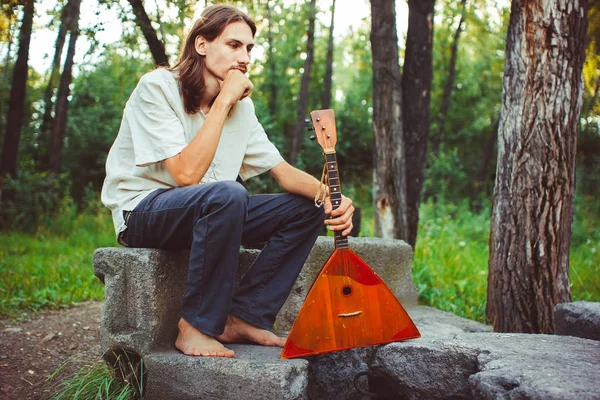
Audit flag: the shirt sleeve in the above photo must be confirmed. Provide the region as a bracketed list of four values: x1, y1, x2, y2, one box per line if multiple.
[239, 100, 284, 181]
[125, 73, 187, 167]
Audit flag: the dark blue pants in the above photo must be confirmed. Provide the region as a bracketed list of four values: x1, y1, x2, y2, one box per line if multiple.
[120, 181, 325, 336]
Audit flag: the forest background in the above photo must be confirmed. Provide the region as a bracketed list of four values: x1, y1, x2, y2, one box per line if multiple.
[0, 0, 598, 327]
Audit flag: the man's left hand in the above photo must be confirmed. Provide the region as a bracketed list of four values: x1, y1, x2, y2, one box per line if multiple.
[324, 194, 354, 236]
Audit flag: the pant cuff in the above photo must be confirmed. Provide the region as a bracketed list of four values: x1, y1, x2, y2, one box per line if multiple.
[229, 309, 274, 332]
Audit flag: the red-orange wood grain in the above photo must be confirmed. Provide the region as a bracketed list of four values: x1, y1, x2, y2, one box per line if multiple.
[281, 248, 421, 359]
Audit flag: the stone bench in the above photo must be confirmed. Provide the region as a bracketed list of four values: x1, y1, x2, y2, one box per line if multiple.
[93, 236, 419, 357]
[94, 237, 600, 399]
[94, 236, 427, 399]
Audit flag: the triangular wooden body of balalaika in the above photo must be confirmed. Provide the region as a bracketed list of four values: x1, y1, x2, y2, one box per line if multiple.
[281, 247, 421, 359]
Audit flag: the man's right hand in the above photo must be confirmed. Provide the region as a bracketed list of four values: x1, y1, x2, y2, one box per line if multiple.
[218, 69, 253, 107]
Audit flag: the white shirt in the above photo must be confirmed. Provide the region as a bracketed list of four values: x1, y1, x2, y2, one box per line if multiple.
[101, 68, 284, 237]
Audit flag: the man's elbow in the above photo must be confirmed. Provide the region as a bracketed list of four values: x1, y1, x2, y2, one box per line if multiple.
[172, 170, 199, 187]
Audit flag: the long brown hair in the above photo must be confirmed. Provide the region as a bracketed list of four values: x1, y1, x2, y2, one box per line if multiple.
[170, 5, 256, 115]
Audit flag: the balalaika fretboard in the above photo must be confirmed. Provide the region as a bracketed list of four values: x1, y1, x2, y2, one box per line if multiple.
[325, 152, 348, 249]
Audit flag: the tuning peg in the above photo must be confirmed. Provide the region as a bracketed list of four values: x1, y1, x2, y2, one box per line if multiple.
[307, 126, 314, 131]
[309, 135, 317, 141]
[304, 118, 311, 124]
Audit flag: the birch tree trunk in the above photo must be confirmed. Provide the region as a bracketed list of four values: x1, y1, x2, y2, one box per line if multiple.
[487, 0, 588, 333]
[289, 0, 316, 166]
[402, 0, 435, 247]
[370, 0, 408, 239]
[1, 0, 34, 179]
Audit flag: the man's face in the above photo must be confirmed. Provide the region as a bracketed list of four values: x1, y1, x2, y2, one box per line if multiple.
[196, 21, 255, 83]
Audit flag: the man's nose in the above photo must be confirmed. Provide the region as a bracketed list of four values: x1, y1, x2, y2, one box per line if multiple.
[238, 50, 251, 65]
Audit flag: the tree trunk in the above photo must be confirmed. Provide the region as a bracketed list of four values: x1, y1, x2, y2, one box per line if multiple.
[321, 0, 335, 109]
[127, 0, 169, 67]
[486, 0, 588, 333]
[370, 0, 408, 240]
[470, 118, 498, 204]
[1, 0, 34, 178]
[431, 0, 467, 155]
[40, 2, 70, 167]
[0, 8, 16, 149]
[49, 0, 81, 174]
[402, 0, 434, 248]
[289, 0, 316, 166]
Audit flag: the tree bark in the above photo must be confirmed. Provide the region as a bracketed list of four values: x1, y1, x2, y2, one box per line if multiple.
[127, 0, 169, 67]
[321, 0, 335, 109]
[370, 0, 408, 240]
[0, 7, 16, 148]
[289, 0, 316, 166]
[431, 0, 467, 155]
[40, 2, 71, 167]
[1, 0, 34, 178]
[49, 0, 81, 174]
[487, 0, 588, 333]
[402, 0, 435, 248]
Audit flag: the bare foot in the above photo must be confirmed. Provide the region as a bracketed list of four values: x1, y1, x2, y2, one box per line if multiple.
[175, 318, 234, 357]
[217, 315, 286, 347]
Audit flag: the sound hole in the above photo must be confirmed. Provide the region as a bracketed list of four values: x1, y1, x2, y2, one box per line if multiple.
[342, 286, 352, 296]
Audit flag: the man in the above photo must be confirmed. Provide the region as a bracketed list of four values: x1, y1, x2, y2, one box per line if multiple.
[101, 5, 354, 358]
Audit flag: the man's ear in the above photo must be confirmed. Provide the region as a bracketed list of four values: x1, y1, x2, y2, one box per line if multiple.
[195, 35, 207, 56]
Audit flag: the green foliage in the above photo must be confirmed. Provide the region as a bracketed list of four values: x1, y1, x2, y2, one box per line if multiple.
[0, 0, 598, 328]
[413, 200, 490, 322]
[413, 195, 600, 323]
[0, 164, 72, 233]
[570, 195, 600, 302]
[0, 206, 115, 318]
[427, 0, 509, 203]
[64, 48, 153, 206]
[47, 354, 143, 400]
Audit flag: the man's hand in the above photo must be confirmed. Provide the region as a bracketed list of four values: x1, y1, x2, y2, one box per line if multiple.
[324, 194, 354, 236]
[217, 69, 253, 106]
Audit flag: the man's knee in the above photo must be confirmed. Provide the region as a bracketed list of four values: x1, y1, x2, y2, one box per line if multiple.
[290, 195, 326, 228]
[207, 180, 249, 210]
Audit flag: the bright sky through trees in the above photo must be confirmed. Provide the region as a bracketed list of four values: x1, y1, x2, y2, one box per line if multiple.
[25, 0, 408, 73]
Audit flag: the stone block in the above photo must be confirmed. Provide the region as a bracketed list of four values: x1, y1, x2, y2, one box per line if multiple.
[370, 332, 600, 400]
[142, 346, 308, 400]
[301, 305, 488, 400]
[93, 236, 418, 356]
[93, 248, 189, 355]
[404, 304, 492, 338]
[554, 301, 600, 341]
[307, 347, 375, 400]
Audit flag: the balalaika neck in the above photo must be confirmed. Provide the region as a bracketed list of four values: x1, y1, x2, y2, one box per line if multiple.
[325, 151, 348, 249]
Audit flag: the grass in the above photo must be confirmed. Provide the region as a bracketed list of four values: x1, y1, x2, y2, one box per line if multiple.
[47, 352, 143, 400]
[410, 197, 600, 323]
[0, 209, 116, 319]
[0, 196, 598, 323]
[1, 195, 597, 398]
[412, 200, 491, 322]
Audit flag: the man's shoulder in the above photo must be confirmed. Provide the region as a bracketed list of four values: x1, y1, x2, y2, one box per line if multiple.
[138, 68, 177, 89]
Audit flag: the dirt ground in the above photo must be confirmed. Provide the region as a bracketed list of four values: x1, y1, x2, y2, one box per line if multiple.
[0, 302, 103, 400]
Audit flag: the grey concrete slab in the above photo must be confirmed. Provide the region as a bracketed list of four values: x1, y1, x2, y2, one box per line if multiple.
[142, 346, 308, 400]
